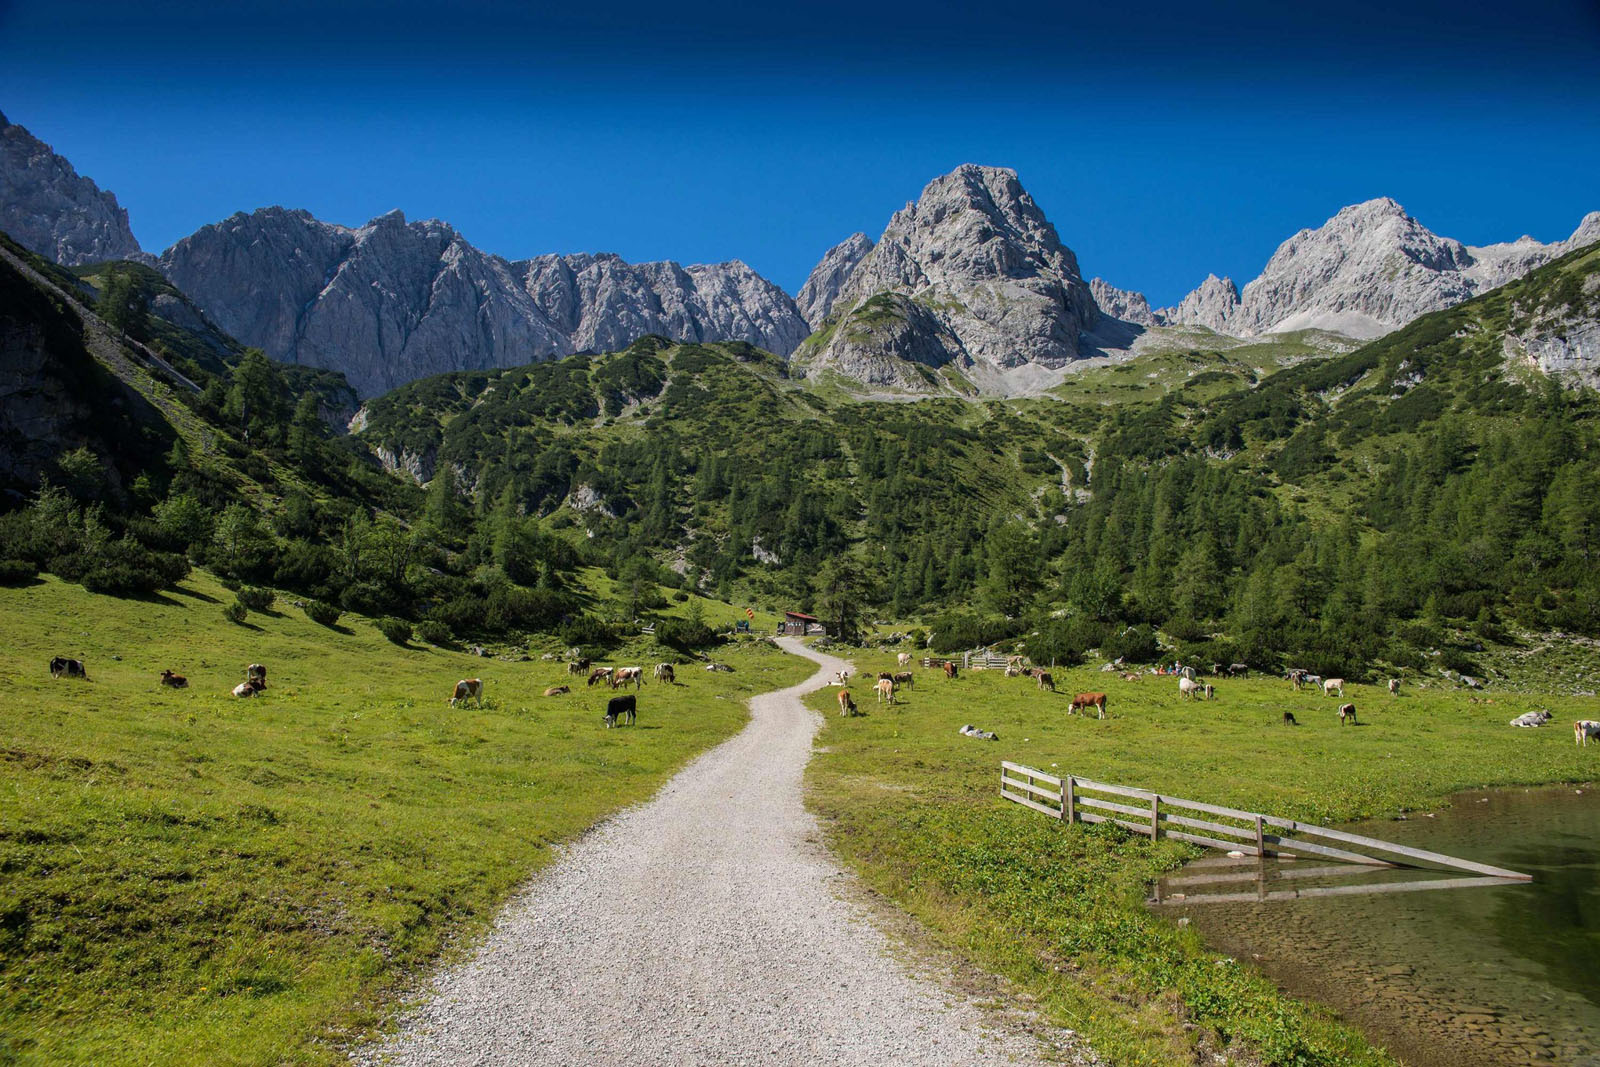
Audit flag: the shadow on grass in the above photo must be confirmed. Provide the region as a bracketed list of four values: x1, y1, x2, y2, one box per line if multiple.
[170, 584, 220, 603]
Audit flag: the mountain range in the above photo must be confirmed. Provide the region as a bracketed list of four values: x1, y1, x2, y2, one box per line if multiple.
[2, 110, 1596, 397]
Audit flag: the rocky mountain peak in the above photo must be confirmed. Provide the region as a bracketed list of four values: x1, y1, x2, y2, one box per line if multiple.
[0, 112, 144, 266]
[796, 232, 874, 326]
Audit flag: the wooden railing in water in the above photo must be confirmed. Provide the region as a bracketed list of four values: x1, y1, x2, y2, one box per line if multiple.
[999, 762, 1531, 881]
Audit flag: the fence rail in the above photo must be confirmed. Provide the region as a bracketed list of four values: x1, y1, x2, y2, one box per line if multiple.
[999, 762, 1530, 881]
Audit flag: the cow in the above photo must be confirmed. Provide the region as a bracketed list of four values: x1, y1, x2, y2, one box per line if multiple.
[1510, 710, 1552, 728]
[837, 689, 858, 717]
[1228, 663, 1249, 677]
[1069, 692, 1107, 718]
[876, 677, 896, 705]
[1324, 678, 1345, 697]
[1388, 678, 1401, 695]
[450, 678, 484, 708]
[568, 659, 591, 676]
[50, 657, 87, 680]
[1122, 672, 1141, 682]
[1178, 665, 1196, 682]
[543, 685, 570, 697]
[1283, 711, 1298, 726]
[1037, 671, 1055, 693]
[611, 667, 644, 690]
[654, 663, 675, 684]
[892, 671, 915, 688]
[943, 661, 959, 680]
[1178, 677, 1202, 700]
[1575, 720, 1600, 747]
[1338, 702, 1357, 725]
[605, 694, 637, 728]
[897, 652, 913, 668]
[587, 667, 613, 687]
[232, 680, 263, 698]
[834, 670, 850, 686]
[246, 663, 267, 689]
[878, 671, 895, 683]
[1287, 668, 1307, 690]
[1203, 683, 1215, 700]
[159, 670, 188, 688]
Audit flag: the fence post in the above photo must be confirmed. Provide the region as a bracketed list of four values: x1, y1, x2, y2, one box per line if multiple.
[1150, 793, 1161, 840]
[1254, 814, 1266, 860]
[1062, 776, 1075, 823]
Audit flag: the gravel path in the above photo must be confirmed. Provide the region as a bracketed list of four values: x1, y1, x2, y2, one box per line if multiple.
[360, 639, 1089, 1066]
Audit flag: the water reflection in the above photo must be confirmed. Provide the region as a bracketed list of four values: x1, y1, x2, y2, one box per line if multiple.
[1150, 786, 1600, 1067]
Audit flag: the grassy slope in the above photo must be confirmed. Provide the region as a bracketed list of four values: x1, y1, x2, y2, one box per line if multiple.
[805, 652, 1597, 1065]
[0, 573, 810, 1066]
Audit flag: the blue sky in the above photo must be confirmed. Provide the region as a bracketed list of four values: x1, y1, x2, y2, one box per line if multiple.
[2, 0, 1598, 306]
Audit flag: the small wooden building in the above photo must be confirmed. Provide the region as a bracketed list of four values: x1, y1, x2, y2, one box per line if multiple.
[779, 610, 823, 636]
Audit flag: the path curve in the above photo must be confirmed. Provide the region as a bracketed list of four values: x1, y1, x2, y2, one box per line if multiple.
[361, 639, 1077, 1066]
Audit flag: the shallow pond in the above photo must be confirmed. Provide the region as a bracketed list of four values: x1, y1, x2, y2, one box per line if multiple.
[1153, 785, 1600, 1065]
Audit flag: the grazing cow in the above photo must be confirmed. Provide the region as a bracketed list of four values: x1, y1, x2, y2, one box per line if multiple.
[897, 652, 913, 668]
[543, 685, 570, 697]
[1388, 678, 1401, 695]
[1037, 671, 1055, 693]
[1324, 678, 1345, 697]
[876, 677, 896, 705]
[1510, 710, 1552, 728]
[232, 680, 264, 698]
[1287, 668, 1307, 690]
[1304, 674, 1323, 688]
[50, 657, 88, 680]
[450, 678, 484, 708]
[1338, 702, 1357, 725]
[943, 661, 959, 680]
[1203, 683, 1215, 700]
[878, 671, 895, 682]
[604, 694, 637, 728]
[159, 670, 188, 688]
[1283, 711, 1298, 726]
[568, 659, 591, 676]
[834, 670, 850, 686]
[1178, 677, 1202, 700]
[1575, 720, 1600, 747]
[654, 663, 675, 684]
[611, 667, 644, 690]
[837, 689, 858, 716]
[587, 667, 613, 687]
[892, 671, 915, 688]
[1228, 663, 1249, 677]
[959, 724, 999, 741]
[247, 664, 267, 689]
[1069, 692, 1107, 718]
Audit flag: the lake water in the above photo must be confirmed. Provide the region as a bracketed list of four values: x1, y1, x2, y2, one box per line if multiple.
[1152, 785, 1600, 1065]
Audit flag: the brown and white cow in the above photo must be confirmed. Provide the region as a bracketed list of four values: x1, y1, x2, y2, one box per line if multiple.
[943, 661, 958, 680]
[233, 679, 265, 698]
[587, 667, 613, 687]
[450, 678, 484, 707]
[1069, 692, 1107, 718]
[611, 667, 644, 690]
[1338, 702, 1357, 725]
[892, 671, 914, 688]
[876, 677, 896, 705]
[1036, 671, 1055, 693]
[1576, 720, 1600, 747]
[246, 663, 267, 689]
[654, 663, 675, 684]
[1388, 678, 1401, 695]
[544, 685, 570, 697]
[837, 689, 858, 717]
[159, 670, 188, 688]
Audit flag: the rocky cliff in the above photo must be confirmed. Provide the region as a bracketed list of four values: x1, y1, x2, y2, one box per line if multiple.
[795, 165, 1096, 393]
[161, 209, 811, 398]
[0, 112, 144, 267]
[1153, 199, 1600, 339]
[796, 232, 874, 326]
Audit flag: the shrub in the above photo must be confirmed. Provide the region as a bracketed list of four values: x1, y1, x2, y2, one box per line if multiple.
[656, 616, 717, 651]
[305, 600, 341, 627]
[0, 559, 39, 585]
[415, 619, 452, 646]
[1102, 624, 1160, 664]
[222, 601, 248, 625]
[558, 613, 615, 649]
[1024, 617, 1107, 667]
[926, 611, 1026, 654]
[236, 586, 275, 612]
[341, 580, 401, 617]
[377, 616, 412, 645]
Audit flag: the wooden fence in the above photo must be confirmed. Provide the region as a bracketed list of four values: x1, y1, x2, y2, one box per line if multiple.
[999, 762, 1530, 881]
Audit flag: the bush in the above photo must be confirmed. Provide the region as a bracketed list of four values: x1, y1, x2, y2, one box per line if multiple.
[1103, 624, 1160, 664]
[305, 600, 341, 627]
[223, 601, 248, 625]
[415, 619, 452, 646]
[558, 613, 615, 649]
[926, 611, 1027, 654]
[1024, 617, 1108, 667]
[0, 559, 40, 585]
[341, 580, 401, 617]
[377, 616, 412, 645]
[656, 616, 718, 651]
[236, 586, 275, 612]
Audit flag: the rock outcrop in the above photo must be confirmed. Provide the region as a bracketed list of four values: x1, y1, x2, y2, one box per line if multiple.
[1089, 278, 1163, 328]
[1157, 199, 1600, 339]
[161, 209, 811, 397]
[0, 112, 144, 266]
[796, 232, 874, 326]
[797, 165, 1096, 393]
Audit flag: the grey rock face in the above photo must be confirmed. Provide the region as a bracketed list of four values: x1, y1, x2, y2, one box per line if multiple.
[796, 232, 874, 326]
[1163, 199, 1600, 339]
[796, 293, 969, 392]
[161, 209, 811, 397]
[1504, 271, 1600, 388]
[0, 112, 143, 266]
[1090, 278, 1165, 327]
[801, 165, 1095, 392]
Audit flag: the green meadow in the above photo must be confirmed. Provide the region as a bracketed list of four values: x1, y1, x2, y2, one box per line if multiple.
[805, 652, 1597, 1065]
[0, 573, 809, 1066]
